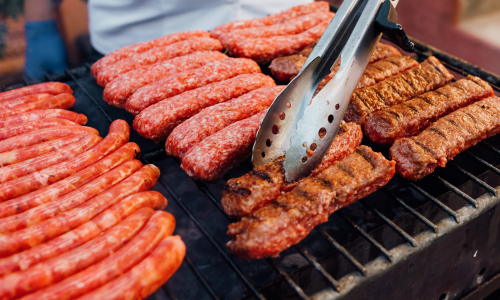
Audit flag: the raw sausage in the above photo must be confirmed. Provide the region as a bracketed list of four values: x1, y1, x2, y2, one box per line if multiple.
[0, 93, 51, 110]
[134, 73, 275, 141]
[0, 93, 75, 118]
[126, 58, 261, 114]
[0, 82, 72, 103]
[103, 51, 228, 108]
[0, 164, 160, 257]
[21, 211, 176, 300]
[166, 86, 284, 158]
[0, 118, 80, 141]
[75, 235, 185, 300]
[0, 109, 87, 129]
[0, 191, 167, 276]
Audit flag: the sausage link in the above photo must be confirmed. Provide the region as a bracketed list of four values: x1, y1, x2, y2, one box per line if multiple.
[75, 235, 185, 300]
[103, 51, 228, 108]
[181, 110, 266, 181]
[21, 211, 176, 300]
[134, 73, 275, 141]
[0, 93, 51, 111]
[126, 58, 261, 114]
[0, 165, 160, 258]
[0, 93, 75, 118]
[0, 118, 80, 141]
[166, 86, 284, 158]
[0, 83, 72, 103]
[0, 191, 167, 276]
[0, 126, 99, 154]
[91, 30, 209, 76]
[0, 208, 155, 299]
[0, 134, 103, 184]
[0, 109, 87, 129]
[96, 38, 223, 86]
[210, 1, 330, 38]
[0, 145, 141, 224]
[0, 120, 129, 201]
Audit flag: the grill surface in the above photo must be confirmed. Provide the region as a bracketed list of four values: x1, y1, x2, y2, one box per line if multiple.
[4, 27, 500, 300]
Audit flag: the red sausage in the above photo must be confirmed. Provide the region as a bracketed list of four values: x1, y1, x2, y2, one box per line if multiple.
[0, 93, 51, 110]
[91, 30, 210, 76]
[0, 191, 167, 276]
[0, 109, 87, 129]
[0, 120, 129, 201]
[103, 51, 228, 108]
[126, 58, 261, 114]
[0, 118, 80, 141]
[210, 1, 330, 38]
[20, 211, 176, 300]
[0, 125, 99, 153]
[0, 208, 155, 299]
[75, 235, 185, 300]
[166, 86, 284, 158]
[0, 82, 72, 103]
[0, 165, 160, 257]
[181, 110, 266, 181]
[96, 38, 223, 86]
[0, 93, 75, 118]
[135, 73, 275, 141]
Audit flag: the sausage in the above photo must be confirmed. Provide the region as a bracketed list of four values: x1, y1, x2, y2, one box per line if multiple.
[0, 93, 75, 118]
[0, 164, 160, 258]
[96, 38, 223, 86]
[0, 135, 89, 167]
[20, 211, 176, 300]
[0, 120, 129, 201]
[0, 118, 80, 141]
[0, 109, 87, 129]
[0, 134, 103, 184]
[0, 191, 167, 276]
[134, 73, 275, 141]
[210, 1, 330, 38]
[75, 235, 185, 300]
[103, 51, 228, 108]
[0, 125, 99, 154]
[0, 93, 51, 110]
[91, 30, 210, 77]
[181, 110, 266, 181]
[218, 11, 334, 50]
[0, 208, 156, 299]
[166, 86, 284, 158]
[126, 58, 261, 114]
[230, 20, 330, 63]
[0, 82, 72, 103]
[0, 144, 141, 223]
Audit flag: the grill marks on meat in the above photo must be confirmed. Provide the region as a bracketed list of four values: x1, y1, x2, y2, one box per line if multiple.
[222, 122, 363, 219]
[365, 76, 494, 145]
[227, 146, 395, 259]
[344, 56, 454, 125]
[270, 43, 401, 83]
[390, 96, 500, 180]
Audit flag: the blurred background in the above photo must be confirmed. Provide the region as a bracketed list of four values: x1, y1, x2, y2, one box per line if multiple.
[0, 0, 499, 86]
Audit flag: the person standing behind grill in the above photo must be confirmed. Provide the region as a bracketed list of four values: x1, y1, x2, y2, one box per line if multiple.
[87, 0, 313, 55]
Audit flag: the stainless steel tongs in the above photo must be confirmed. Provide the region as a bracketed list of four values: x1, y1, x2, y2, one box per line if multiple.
[252, 0, 414, 182]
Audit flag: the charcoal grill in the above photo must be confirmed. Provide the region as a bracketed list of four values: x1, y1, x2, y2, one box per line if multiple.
[4, 10, 500, 300]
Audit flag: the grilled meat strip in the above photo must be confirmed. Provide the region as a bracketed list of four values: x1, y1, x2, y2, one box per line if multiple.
[227, 146, 395, 259]
[222, 122, 362, 219]
[344, 56, 454, 125]
[390, 96, 500, 181]
[365, 75, 494, 145]
[269, 43, 401, 83]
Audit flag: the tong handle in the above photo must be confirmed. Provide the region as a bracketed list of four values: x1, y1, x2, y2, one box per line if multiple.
[375, 0, 414, 52]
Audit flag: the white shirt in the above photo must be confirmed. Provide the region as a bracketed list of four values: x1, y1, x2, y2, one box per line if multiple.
[88, 0, 314, 54]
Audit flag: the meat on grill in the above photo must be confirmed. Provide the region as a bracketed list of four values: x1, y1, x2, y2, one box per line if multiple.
[365, 75, 494, 145]
[344, 56, 454, 125]
[227, 146, 395, 259]
[222, 122, 362, 219]
[390, 96, 500, 181]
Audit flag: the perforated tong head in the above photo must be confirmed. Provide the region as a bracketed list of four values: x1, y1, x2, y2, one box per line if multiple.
[252, 0, 413, 182]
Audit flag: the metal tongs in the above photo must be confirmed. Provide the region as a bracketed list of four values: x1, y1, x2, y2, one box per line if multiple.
[252, 0, 414, 182]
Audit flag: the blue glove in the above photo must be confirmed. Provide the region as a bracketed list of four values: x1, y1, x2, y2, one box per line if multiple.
[24, 19, 68, 80]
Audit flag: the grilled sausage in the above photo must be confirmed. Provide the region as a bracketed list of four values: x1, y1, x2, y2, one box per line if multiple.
[166, 86, 284, 158]
[0, 118, 80, 141]
[0, 109, 87, 128]
[0, 82, 72, 102]
[0, 93, 75, 118]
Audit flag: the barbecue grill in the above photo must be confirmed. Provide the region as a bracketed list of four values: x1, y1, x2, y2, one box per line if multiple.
[4, 9, 500, 300]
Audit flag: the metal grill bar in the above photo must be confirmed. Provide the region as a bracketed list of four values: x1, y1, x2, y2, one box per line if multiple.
[337, 211, 393, 262]
[481, 142, 500, 156]
[449, 162, 497, 196]
[184, 255, 222, 300]
[294, 244, 339, 291]
[433, 175, 478, 208]
[405, 180, 459, 222]
[465, 151, 500, 176]
[266, 258, 311, 300]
